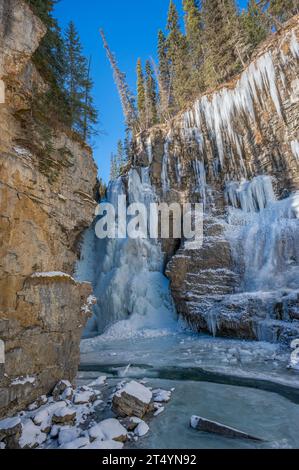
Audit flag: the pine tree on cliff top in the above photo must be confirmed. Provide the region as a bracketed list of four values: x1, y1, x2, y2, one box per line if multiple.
[157, 30, 171, 118]
[25, 0, 70, 126]
[268, 0, 299, 23]
[82, 56, 99, 142]
[183, 0, 205, 93]
[65, 22, 98, 140]
[166, 0, 191, 111]
[242, 0, 268, 53]
[145, 60, 158, 128]
[65, 22, 86, 130]
[110, 153, 118, 180]
[202, 0, 249, 87]
[116, 139, 126, 173]
[136, 58, 146, 129]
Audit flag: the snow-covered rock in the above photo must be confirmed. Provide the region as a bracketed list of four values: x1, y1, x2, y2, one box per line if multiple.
[88, 424, 106, 442]
[59, 437, 89, 449]
[93, 419, 128, 443]
[52, 380, 73, 401]
[112, 381, 153, 418]
[134, 420, 149, 437]
[0, 417, 22, 448]
[58, 426, 81, 446]
[28, 395, 48, 411]
[121, 416, 142, 431]
[152, 389, 172, 403]
[19, 420, 47, 449]
[0, 417, 21, 431]
[50, 425, 60, 439]
[52, 406, 77, 426]
[85, 439, 124, 450]
[153, 405, 165, 417]
[73, 388, 96, 405]
[88, 376, 107, 388]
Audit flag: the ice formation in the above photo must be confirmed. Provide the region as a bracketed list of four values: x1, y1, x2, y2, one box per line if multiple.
[76, 169, 177, 338]
[227, 177, 299, 292]
[161, 133, 171, 194]
[182, 52, 282, 171]
[291, 140, 299, 161]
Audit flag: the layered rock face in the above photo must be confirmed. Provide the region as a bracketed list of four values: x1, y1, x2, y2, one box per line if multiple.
[134, 17, 299, 344]
[0, 1, 98, 417]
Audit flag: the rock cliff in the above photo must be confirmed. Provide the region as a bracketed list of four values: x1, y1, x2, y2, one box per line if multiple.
[133, 16, 299, 344]
[0, 0, 98, 417]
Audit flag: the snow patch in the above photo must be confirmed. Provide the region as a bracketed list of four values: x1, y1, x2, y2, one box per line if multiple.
[115, 381, 152, 404]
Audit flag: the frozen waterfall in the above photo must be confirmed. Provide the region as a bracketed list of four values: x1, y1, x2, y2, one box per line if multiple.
[76, 169, 177, 339]
[226, 176, 299, 293]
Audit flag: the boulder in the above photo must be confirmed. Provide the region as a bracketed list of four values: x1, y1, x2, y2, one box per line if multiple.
[112, 381, 153, 418]
[134, 420, 149, 437]
[52, 407, 77, 426]
[0, 417, 22, 449]
[19, 420, 47, 449]
[94, 419, 128, 443]
[121, 416, 142, 432]
[73, 387, 97, 405]
[52, 380, 72, 401]
[152, 389, 172, 403]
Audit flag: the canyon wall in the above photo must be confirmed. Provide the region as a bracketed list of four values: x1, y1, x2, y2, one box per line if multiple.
[133, 16, 299, 344]
[0, 0, 98, 417]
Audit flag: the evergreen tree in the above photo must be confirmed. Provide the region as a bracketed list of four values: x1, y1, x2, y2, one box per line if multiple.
[25, 0, 70, 125]
[166, 1, 190, 111]
[268, 0, 299, 23]
[202, 0, 248, 87]
[116, 139, 125, 172]
[145, 60, 158, 127]
[136, 58, 146, 128]
[183, 0, 205, 93]
[65, 22, 86, 130]
[100, 30, 139, 132]
[242, 0, 268, 53]
[110, 153, 118, 180]
[65, 22, 98, 140]
[98, 178, 107, 200]
[124, 128, 132, 162]
[82, 57, 99, 141]
[157, 30, 171, 118]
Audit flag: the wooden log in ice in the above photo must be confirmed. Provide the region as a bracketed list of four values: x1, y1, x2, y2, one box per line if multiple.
[190, 416, 264, 442]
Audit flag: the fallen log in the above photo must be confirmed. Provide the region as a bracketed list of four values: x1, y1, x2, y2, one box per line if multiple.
[190, 416, 264, 442]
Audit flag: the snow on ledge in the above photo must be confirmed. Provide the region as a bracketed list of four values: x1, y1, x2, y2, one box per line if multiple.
[11, 376, 36, 387]
[30, 272, 75, 282]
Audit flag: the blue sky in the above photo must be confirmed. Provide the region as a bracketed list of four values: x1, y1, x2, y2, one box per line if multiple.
[55, 0, 248, 183]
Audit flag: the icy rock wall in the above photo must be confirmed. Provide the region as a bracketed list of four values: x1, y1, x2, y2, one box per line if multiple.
[136, 17, 299, 343]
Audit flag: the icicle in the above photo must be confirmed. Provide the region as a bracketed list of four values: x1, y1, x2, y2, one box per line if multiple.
[161, 134, 171, 193]
[225, 176, 276, 213]
[193, 160, 207, 208]
[175, 156, 182, 186]
[290, 30, 299, 59]
[181, 50, 283, 171]
[291, 140, 299, 161]
[146, 136, 153, 164]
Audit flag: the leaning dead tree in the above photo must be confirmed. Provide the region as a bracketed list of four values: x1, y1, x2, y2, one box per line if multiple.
[100, 29, 140, 133]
